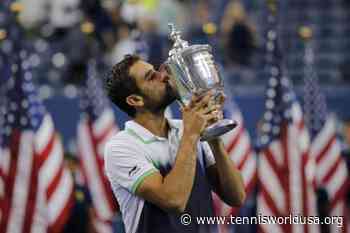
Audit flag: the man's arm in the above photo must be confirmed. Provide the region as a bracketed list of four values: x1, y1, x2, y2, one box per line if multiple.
[206, 138, 246, 207]
[135, 92, 217, 213]
[135, 135, 198, 213]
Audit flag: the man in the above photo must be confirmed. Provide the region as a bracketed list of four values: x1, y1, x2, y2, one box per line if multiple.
[104, 54, 245, 233]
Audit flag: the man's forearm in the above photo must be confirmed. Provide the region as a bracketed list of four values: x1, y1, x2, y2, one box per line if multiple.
[161, 135, 198, 212]
[208, 139, 246, 206]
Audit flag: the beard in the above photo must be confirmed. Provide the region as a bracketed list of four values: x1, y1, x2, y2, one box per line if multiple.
[142, 83, 177, 113]
[163, 82, 177, 106]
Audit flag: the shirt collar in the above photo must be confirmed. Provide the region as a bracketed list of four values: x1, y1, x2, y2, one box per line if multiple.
[125, 119, 181, 144]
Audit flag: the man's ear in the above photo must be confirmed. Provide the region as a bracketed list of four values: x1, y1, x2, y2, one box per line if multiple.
[126, 94, 144, 108]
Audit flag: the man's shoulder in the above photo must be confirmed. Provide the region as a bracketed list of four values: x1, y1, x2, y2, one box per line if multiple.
[105, 129, 140, 154]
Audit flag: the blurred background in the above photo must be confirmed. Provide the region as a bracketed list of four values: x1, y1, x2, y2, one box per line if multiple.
[1, 0, 350, 233]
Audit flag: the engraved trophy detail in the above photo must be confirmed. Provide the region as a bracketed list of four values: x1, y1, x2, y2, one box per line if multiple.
[164, 23, 237, 141]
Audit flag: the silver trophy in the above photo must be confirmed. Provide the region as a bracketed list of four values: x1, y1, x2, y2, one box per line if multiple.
[164, 23, 237, 140]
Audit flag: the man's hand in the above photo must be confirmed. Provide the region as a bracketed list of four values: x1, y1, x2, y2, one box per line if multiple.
[204, 91, 226, 131]
[182, 91, 221, 141]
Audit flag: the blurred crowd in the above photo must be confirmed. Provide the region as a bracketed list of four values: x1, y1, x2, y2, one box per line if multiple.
[14, 0, 263, 89]
[14, 0, 350, 90]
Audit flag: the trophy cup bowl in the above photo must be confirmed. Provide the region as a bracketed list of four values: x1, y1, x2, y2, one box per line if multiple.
[164, 23, 237, 141]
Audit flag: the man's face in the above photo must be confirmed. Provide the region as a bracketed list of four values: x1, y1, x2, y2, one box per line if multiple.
[129, 60, 176, 113]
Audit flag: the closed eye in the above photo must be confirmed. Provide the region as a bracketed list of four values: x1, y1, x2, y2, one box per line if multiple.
[144, 69, 155, 81]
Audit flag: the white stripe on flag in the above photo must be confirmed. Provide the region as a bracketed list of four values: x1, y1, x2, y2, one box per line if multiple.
[241, 154, 256, 186]
[269, 141, 284, 167]
[326, 162, 348, 198]
[259, 153, 286, 213]
[47, 169, 73, 224]
[317, 142, 339, 180]
[228, 132, 249, 164]
[257, 194, 284, 233]
[97, 127, 117, 159]
[0, 148, 9, 199]
[0, 148, 10, 175]
[30, 179, 48, 233]
[0, 178, 3, 200]
[35, 115, 54, 154]
[93, 110, 116, 138]
[78, 121, 112, 220]
[306, 171, 320, 233]
[329, 201, 345, 233]
[310, 117, 334, 158]
[288, 125, 304, 233]
[40, 138, 63, 190]
[93, 218, 113, 233]
[291, 103, 303, 123]
[222, 117, 242, 145]
[7, 132, 33, 233]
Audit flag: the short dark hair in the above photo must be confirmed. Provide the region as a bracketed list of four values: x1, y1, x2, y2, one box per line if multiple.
[104, 54, 141, 117]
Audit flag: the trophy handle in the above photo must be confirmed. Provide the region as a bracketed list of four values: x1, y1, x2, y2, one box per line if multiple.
[201, 119, 238, 141]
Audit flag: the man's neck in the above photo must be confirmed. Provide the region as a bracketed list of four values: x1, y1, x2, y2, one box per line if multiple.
[133, 111, 169, 138]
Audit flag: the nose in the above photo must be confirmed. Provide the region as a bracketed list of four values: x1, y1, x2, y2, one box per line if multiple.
[158, 65, 170, 83]
[160, 71, 169, 82]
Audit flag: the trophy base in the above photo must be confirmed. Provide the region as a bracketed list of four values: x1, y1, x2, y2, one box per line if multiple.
[201, 119, 238, 141]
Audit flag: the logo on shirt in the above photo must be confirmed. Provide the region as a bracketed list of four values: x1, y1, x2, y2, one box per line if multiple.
[129, 165, 141, 177]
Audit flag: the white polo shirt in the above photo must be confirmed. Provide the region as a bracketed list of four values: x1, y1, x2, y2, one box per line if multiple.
[104, 119, 216, 233]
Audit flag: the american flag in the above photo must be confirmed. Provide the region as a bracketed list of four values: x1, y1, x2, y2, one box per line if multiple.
[256, 9, 319, 233]
[77, 59, 119, 233]
[303, 42, 349, 233]
[212, 97, 257, 233]
[0, 49, 74, 233]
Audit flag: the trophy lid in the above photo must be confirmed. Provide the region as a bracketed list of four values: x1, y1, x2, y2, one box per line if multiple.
[168, 23, 189, 56]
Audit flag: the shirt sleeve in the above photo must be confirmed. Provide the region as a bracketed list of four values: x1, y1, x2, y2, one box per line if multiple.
[201, 141, 216, 168]
[104, 140, 158, 194]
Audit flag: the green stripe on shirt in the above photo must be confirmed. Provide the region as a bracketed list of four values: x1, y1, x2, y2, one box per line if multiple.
[131, 168, 158, 193]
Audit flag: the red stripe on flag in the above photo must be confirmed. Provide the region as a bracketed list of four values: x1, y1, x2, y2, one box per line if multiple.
[260, 184, 283, 216]
[298, 119, 305, 131]
[38, 133, 55, 168]
[0, 131, 20, 233]
[329, 179, 349, 209]
[95, 122, 115, 143]
[258, 225, 269, 233]
[301, 151, 309, 233]
[88, 122, 117, 213]
[321, 156, 342, 185]
[237, 146, 251, 170]
[245, 171, 257, 196]
[259, 187, 290, 233]
[280, 124, 291, 233]
[47, 187, 74, 233]
[264, 148, 284, 179]
[226, 126, 244, 153]
[315, 135, 336, 164]
[46, 162, 64, 201]
[0, 168, 4, 180]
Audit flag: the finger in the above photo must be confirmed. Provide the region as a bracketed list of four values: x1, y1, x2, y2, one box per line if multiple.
[217, 111, 224, 120]
[215, 92, 226, 106]
[203, 111, 219, 123]
[180, 105, 190, 114]
[180, 106, 184, 113]
[188, 92, 202, 108]
[193, 92, 213, 110]
[200, 104, 221, 114]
